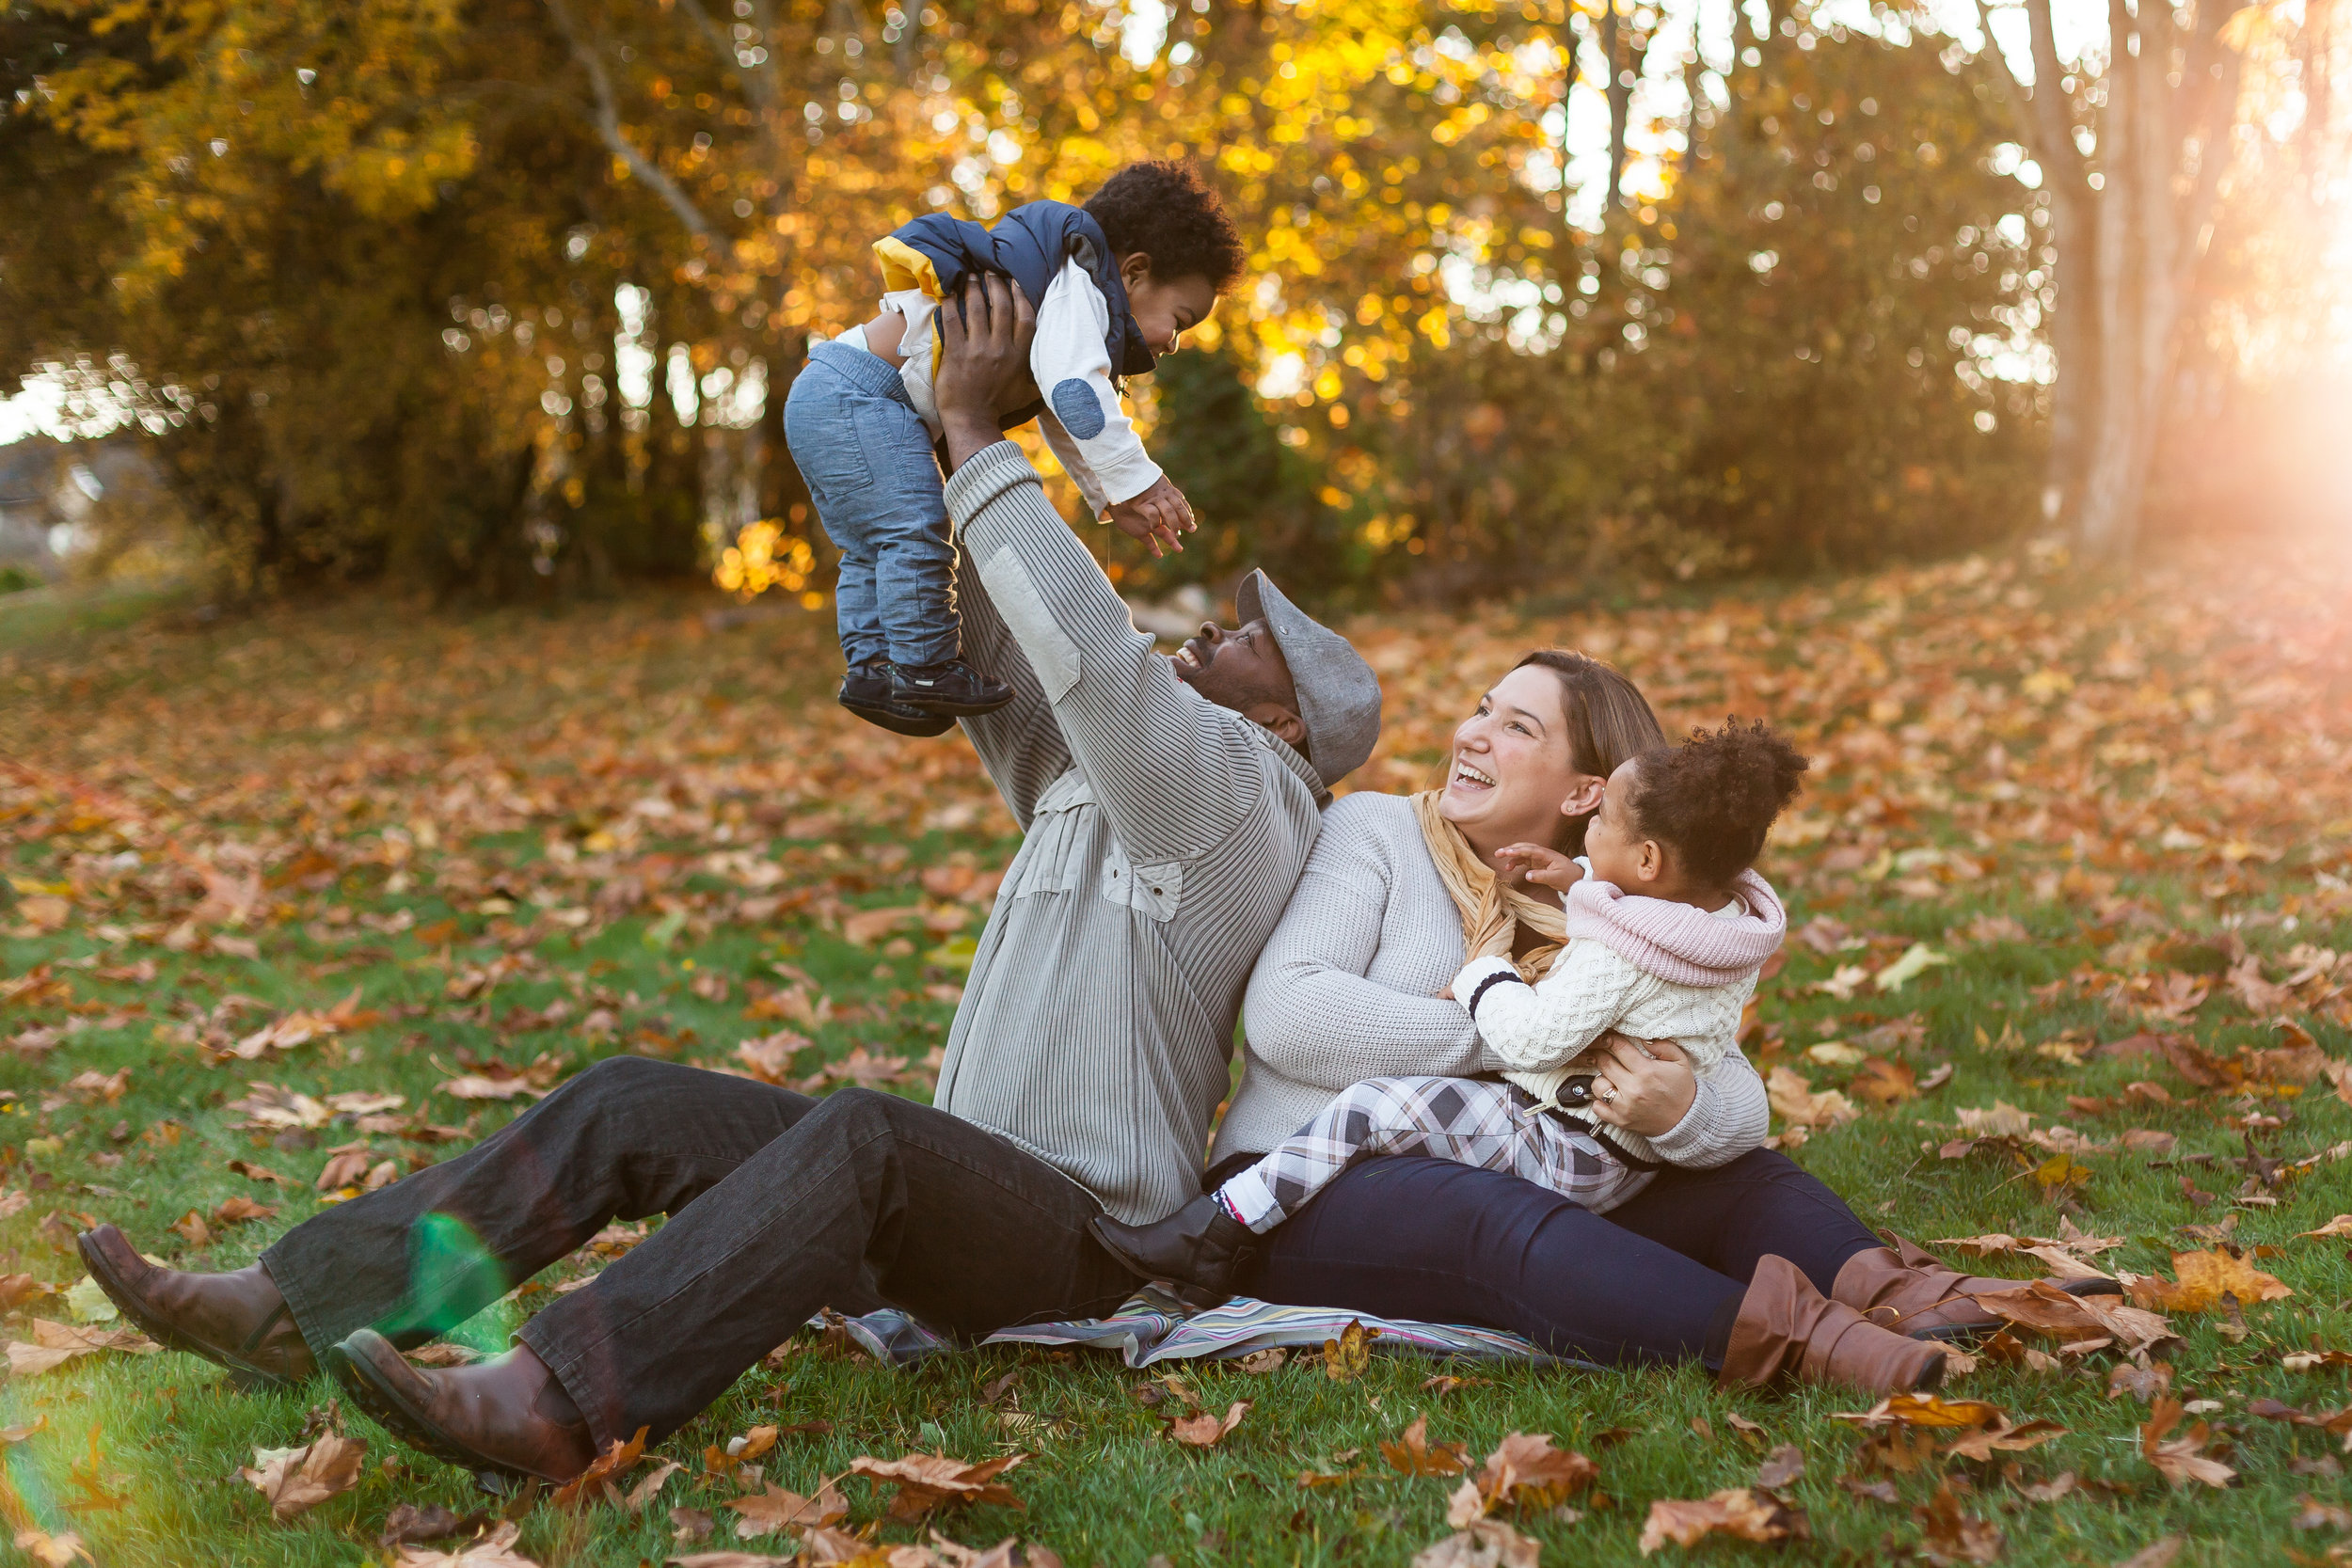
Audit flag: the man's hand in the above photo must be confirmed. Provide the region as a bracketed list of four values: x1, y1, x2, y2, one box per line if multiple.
[1582, 1032, 1697, 1137]
[1495, 843, 1582, 894]
[933, 272, 1037, 472]
[1105, 476, 1196, 558]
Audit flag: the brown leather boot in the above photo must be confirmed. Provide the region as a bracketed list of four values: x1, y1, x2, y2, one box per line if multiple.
[76, 1225, 315, 1387]
[1719, 1255, 1947, 1394]
[327, 1329, 595, 1487]
[1833, 1238, 2125, 1340]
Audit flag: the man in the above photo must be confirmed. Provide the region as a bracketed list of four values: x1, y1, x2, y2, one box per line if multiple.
[79, 272, 1382, 1484]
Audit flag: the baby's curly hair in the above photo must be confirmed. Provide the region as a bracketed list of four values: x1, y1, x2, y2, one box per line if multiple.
[1626, 719, 1810, 886]
[1085, 160, 1248, 292]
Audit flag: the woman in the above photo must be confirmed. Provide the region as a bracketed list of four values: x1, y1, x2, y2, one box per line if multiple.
[1203, 651, 2110, 1390]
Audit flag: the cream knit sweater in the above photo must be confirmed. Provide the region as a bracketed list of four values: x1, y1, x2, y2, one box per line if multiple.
[1213, 793, 1770, 1170]
[1451, 865, 1784, 1170]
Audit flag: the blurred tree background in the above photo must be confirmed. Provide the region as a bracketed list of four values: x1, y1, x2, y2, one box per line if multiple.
[1, 0, 2343, 608]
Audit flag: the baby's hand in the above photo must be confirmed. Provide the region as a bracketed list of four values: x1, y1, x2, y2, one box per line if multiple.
[1105, 477, 1196, 558]
[1495, 842, 1582, 892]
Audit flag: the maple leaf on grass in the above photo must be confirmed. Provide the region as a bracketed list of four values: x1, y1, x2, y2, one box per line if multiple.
[850, 1452, 1026, 1518]
[1168, 1401, 1250, 1449]
[240, 1432, 366, 1521]
[1380, 1413, 1470, 1476]
[1637, 1488, 1805, 1554]
[1324, 1317, 1375, 1379]
[2126, 1248, 2293, 1313]
[1943, 1417, 2067, 1463]
[725, 1479, 849, 1538]
[2139, 1398, 2236, 1490]
[1830, 1393, 2007, 1431]
[392, 1520, 544, 1567]
[1968, 1281, 2179, 1357]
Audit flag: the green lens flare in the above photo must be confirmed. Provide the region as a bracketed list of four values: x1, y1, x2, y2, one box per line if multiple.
[378, 1212, 512, 1350]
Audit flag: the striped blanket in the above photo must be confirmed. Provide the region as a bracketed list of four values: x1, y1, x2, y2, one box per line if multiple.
[816, 1288, 1597, 1371]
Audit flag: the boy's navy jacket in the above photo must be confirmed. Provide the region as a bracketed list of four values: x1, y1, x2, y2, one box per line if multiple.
[878, 201, 1153, 429]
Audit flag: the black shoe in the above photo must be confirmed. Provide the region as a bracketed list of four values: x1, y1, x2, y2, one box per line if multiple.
[890, 659, 1015, 717]
[839, 662, 955, 737]
[1089, 1195, 1256, 1308]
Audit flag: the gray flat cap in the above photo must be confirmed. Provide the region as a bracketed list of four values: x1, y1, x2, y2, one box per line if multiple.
[1237, 569, 1382, 787]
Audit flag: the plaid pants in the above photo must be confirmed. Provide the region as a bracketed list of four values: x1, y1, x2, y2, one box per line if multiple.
[1216, 1075, 1646, 1232]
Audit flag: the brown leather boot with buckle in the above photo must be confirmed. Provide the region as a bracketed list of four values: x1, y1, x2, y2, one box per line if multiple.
[76, 1225, 315, 1388]
[1833, 1236, 2124, 1341]
[327, 1329, 596, 1489]
[1719, 1254, 1948, 1394]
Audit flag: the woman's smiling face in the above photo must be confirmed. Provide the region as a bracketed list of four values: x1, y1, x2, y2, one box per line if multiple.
[1439, 665, 1606, 851]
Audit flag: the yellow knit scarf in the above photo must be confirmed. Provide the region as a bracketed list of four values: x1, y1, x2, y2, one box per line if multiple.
[1410, 791, 1567, 983]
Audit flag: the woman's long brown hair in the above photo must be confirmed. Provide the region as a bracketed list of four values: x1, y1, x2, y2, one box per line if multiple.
[1510, 649, 1667, 855]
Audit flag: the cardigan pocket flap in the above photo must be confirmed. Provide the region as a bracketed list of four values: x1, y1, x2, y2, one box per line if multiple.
[1099, 841, 1184, 923]
[1006, 768, 1095, 899]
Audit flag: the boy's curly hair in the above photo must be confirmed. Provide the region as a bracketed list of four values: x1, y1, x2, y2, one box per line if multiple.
[1085, 160, 1247, 292]
[1626, 719, 1810, 886]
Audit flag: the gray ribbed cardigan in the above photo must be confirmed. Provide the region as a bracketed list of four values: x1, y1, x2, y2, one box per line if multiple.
[1211, 791, 1770, 1169]
[931, 442, 1328, 1224]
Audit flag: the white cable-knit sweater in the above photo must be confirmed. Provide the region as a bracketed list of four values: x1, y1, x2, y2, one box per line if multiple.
[1213, 793, 1770, 1173]
[1452, 930, 1758, 1167]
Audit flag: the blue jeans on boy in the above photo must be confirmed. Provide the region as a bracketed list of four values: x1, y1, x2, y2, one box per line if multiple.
[784, 338, 959, 671]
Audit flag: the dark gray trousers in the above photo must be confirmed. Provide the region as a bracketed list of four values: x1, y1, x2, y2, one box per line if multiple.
[262, 1057, 1137, 1446]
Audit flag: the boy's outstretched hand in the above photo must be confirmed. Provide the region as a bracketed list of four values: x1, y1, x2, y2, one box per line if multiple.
[1495, 842, 1583, 894]
[1105, 476, 1196, 558]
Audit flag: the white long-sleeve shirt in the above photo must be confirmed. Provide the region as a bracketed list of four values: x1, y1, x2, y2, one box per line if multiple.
[838, 258, 1162, 515]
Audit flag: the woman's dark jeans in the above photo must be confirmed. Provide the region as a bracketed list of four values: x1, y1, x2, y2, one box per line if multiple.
[1243, 1149, 1881, 1369]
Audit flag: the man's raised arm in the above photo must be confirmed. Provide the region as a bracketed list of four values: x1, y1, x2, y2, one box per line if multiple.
[931, 274, 1285, 864]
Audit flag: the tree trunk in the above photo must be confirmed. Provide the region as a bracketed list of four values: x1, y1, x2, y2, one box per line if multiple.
[1602, 0, 1629, 214]
[2039, 187, 2094, 530]
[2075, 0, 2145, 558]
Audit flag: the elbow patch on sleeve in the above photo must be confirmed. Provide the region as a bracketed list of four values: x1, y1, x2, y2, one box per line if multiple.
[976, 546, 1080, 703]
[1050, 378, 1106, 439]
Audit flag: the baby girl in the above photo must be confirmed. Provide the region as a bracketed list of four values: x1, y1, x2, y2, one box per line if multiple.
[1090, 718, 1807, 1301]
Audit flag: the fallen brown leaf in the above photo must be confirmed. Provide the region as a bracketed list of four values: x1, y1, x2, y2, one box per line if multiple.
[392, 1520, 544, 1567]
[379, 1503, 490, 1547]
[1324, 1318, 1375, 1380]
[6, 1319, 159, 1376]
[2126, 1248, 2293, 1313]
[550, 1425, 649, 1511]
[2139, 1398, 2236, 1489]
[1944, 1418, 2066, 1463]
[1169, 1401, 1250, 1449]
[1380, 1414, 1470, 1477]
[725, 1480, 850, 1537]
[1756, 1443, 1804, 1490]
[1637, 1488, 1804, 1554]
[1831, 1394, 2006, 1431]
[241, 1433, 366, 1521]
[10, 1529, 91, 1568]
[1914, 1481, 2003, 1565]
[849, 1452, 1026, 1518]
[1411, 1517, 1542, 1568]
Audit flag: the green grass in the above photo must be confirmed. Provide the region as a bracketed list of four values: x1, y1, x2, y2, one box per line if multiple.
[2, 546, 2350, 1565]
